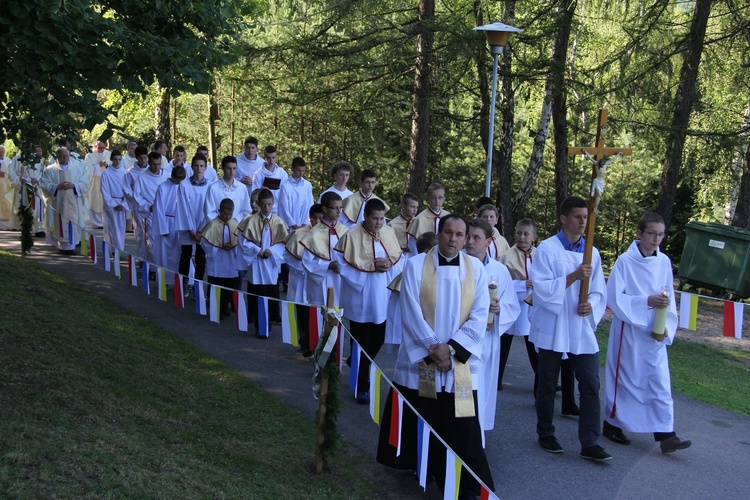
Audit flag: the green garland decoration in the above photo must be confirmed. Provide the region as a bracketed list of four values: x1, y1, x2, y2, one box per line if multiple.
[19, 203, 34, 255]
[315, 357, 342, 463]
[313, 322, 343, 465]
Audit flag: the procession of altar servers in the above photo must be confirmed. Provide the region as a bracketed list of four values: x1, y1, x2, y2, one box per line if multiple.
[1, 138, 690, 496]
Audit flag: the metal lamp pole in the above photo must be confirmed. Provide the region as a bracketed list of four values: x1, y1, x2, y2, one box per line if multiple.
[474, 22, 523, 198]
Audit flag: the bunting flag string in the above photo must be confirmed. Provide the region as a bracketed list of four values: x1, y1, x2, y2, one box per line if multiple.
[209, 285, 220, 323]
[389, 391, 403, 456]
[157, 267, 167, 301]
[369, 364, 382, 425]
[102, 241, 111, 271]
[678, 292, 698, 330]
[128, 254, 138, 286]
[141, 261, 150, 295]
[417, 418, 430, 491]
[194, 280, 207, 315]
[188, 259, 195, 286]
[89, 233, 97, 264]
[337, 323, 344, 370]
[349, 342, 361, 394]
[174, 273, 185, 308]
[257, 296, 269, 338]
[234, 291, 248, 332]
[80, 230, 89, 256]
[281, 302, 297, 345]
[723, 301, 744, 339]
[113, 248, 121, 278]
[444, 449, 461, 500]
[309, 307, 320, 348]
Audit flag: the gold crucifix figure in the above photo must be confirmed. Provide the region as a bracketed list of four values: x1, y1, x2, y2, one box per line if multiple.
[567, 109, 633, 303]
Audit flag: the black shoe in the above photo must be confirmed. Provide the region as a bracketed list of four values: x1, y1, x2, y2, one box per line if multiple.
[539, 436, 563, 453]
[581, 445, 612, 462]
[35, 231, 45, 237]
[561, 405, 580, 416]
[603, 422, 631, 445]
[660, 436, 692, 454]
[355, 391, 370, 404]
[59, 249, 76, 255]
[301, 349, 314, 358]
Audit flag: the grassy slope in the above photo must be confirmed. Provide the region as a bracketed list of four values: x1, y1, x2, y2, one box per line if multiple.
[596, 323, 750, 416]
[0, 250, 380, 497]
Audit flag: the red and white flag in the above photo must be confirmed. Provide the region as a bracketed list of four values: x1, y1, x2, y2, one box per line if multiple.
[723, 301, 744, 339]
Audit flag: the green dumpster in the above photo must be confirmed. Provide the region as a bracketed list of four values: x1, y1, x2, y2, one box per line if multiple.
[678, 221, 750, 298]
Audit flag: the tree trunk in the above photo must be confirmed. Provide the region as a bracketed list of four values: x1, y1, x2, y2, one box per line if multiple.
[655, 0, 712, 237]
[551, 0, 577, 213]
[495, 0, 516, 240]
[207, 78, 220, 170]
[731, 143, 750, 230]
[405, 0, 435, 202]
[155, 86, 171, 150]
[513, 69, 553, 221]
[726, 106, 750, 224]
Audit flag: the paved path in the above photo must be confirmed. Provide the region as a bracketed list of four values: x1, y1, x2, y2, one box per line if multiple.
[3, 231, 749, 499]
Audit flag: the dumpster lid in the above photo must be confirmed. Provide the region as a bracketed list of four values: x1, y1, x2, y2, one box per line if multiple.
[685, 221, 750, 242]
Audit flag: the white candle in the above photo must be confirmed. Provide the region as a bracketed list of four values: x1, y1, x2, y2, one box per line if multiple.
[651, 287, 669, 340]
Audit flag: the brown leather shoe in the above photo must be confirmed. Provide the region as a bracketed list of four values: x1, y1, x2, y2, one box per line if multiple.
[660, 436, 692, 453]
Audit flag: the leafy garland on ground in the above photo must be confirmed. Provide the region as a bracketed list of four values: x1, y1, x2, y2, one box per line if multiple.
[313, 321, 343, 466]
[18, 203, 33, 255]
[16, 150, 44, 256]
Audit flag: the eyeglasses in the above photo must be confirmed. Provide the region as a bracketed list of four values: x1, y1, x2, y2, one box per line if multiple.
[644, 230, 666, 238]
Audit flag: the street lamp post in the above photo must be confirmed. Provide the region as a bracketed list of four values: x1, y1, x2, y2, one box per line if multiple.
[474, 22, 523, 198]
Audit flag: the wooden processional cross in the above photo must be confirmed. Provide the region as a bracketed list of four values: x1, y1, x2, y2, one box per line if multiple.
[567, 109, 632, 303]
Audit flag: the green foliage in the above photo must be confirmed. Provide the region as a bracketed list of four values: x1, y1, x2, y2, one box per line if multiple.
[0, 0, 245, 150]
[0, 250, 386, 497]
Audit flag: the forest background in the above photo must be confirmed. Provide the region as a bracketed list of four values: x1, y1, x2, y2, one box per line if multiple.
[2, 0, 750, 272]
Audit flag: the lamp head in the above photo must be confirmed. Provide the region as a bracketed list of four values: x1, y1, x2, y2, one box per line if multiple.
[474, 22, 523, 55]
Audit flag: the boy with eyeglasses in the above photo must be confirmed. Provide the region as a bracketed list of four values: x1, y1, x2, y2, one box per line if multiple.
[602, 212, 691, 454]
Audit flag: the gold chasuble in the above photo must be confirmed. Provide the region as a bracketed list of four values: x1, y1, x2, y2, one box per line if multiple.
[407, 208, 449, 239]
[300, 220, 348, 261]
[341, 191, 390, 223]
[497, 244, 534, 281]
[418, 247, 476, 417]
[284, 226, 312, 260]
[388, 214, 413, 250]
[334, 224, 401, 272]
[200, 217, 239, 248]
[236, 213, 288, 246]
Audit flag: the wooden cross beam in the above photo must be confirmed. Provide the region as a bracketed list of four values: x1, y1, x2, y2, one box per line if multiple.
[567, 109, 632, 304]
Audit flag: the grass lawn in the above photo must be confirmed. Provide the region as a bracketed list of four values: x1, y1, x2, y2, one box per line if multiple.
[0, 250, 384, 497]
[596, 323, 750, 417]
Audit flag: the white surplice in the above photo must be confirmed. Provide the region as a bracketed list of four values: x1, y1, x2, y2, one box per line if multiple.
[100, 164, 130, 251]
[528, 236, 606, 355]
[393, 251, 489, 393]
[278, 176, 313, 230]
[477, 257, 520, 431]
[204, 178, 251, 224]
[152, 180, 193, 273]
[604, 240, 678, 433]
[250, 163, 288, 214]
[133, 169, 169, 263]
